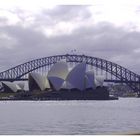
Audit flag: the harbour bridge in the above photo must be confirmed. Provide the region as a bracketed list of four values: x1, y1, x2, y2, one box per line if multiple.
[0, 54, 140, 93]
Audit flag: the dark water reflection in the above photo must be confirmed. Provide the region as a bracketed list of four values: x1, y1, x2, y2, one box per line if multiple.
[0, 98, 140, 135]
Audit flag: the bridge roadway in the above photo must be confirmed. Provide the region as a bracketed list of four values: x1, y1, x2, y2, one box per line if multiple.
[0, 54, 140, 93]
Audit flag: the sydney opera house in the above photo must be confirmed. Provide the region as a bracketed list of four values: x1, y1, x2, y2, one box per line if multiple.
[1, 62, 104, 92]
[0, 62, 113, 100]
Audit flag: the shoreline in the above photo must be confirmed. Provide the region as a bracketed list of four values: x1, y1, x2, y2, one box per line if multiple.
[0, 96, 118, 101]
[0, 87, 119, 101]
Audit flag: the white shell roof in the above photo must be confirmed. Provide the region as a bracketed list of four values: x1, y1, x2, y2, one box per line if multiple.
[2, 81, 21, 93]
[66, 63, 86, 91]
[61, 81, 74, 89]
[48, 76, 64, 91]
[47, 62, 69, 80]
[95, 76, 104, 87]
[17, 83, 25, 90]
[86, 70, 96, 89]
[85, 75, 93, 89]
[29, 73, 50, 91]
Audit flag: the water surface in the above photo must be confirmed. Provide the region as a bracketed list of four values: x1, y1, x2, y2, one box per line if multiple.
[0, 98, 139, 135]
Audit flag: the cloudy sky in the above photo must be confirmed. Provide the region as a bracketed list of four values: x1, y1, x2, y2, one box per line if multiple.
[0, 0, 140, 74]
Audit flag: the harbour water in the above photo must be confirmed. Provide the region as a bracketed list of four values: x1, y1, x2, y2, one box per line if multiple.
[0, 98, 140, 135]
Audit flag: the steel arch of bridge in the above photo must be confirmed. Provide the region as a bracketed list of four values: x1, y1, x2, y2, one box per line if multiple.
[0, 54, 140, 92]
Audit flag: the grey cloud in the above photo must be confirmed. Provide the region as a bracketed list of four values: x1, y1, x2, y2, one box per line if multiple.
[0, 17, 8, 25]
[9, 8, 29, 22]
[0, 25, 48, 70]
[0, 22, 140, 74]
[42, 5, 91, 21]
[33, 5, 91, 27]
[41, 23, 140, 73]
[0, 6, 140, 74]
[2, 26, 46, 47]
[1, 6, 92, 30]
[47, 23, 136, 55]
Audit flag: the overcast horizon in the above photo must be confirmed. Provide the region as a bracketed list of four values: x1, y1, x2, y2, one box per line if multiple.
[0, 0, 140, 74]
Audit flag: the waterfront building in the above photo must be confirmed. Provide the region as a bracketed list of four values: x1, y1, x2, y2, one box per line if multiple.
[28, 62, 104, 92]
[0, 62, 105, 93]
[28, 73, 50, 91]
[1, 81, 22, 93]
